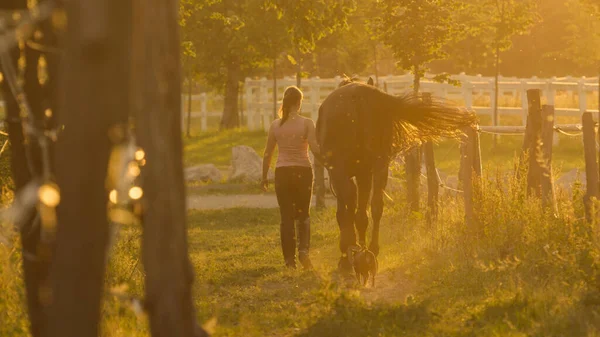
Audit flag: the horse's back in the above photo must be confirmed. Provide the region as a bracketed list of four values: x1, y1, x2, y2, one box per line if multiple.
[317, 83, 378, 171]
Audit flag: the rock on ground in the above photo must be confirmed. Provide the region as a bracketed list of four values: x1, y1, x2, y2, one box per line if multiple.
[229, 146, 263, 182]
[185, 164, 222, 183]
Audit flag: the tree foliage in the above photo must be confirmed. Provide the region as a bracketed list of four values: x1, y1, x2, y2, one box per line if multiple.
[371, 0, 463, 91]
[561, 0, 600, 68]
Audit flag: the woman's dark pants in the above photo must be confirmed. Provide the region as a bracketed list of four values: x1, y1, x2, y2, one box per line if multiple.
[274, 166, 313, 267]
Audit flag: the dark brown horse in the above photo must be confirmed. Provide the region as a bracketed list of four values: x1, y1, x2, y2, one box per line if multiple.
[316, 76, 476, 271]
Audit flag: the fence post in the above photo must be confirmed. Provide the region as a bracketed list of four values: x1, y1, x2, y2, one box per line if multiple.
[313, 158, 326, 210]
[406, 147, 421, 213]
[246, 80, 255, 130]
[464, 82, 473, 112]
[526, 89, 543, 197]
[579, 79, 587, 115]
[261, 78, 270, 132]
[460, 126, 478, 227]
[582, 111, 599, 221]
[520, 80, 528, 126]
[541, 105, 557, 213]
[311, 80, 319, 121]
[422, 93, 438, 225]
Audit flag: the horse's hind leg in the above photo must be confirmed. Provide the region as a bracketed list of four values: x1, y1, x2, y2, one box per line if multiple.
[369, 163, 389, 257]
[330, 170, 358, 258]
[356, 171, 372, 248]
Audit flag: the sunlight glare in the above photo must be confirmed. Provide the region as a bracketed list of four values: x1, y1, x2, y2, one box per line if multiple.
[109, 189, 118, 204]
[38, 184, 60, 207]
[129, 187, 143, 200]
[135, 149, 145, 161]
[128, 162, 141, 177]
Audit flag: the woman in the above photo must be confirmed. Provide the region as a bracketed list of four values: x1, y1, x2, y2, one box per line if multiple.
[262, 86, 321, 270]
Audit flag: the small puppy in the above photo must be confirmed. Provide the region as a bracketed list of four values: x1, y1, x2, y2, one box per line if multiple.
[347, 246, 378, 287]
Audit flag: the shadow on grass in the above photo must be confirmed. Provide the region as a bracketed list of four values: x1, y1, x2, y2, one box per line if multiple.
[188, 208, 280, 231]
[297, 293, 434, 337]
[211, 265, 281, 287]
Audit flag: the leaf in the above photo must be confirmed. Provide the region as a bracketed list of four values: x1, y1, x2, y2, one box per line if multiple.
[287, 54, 297, 65]
[431, 73, 462, 87]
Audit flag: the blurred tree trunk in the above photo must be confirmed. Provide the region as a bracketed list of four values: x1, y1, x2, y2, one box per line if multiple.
[45, 0, 130, 336]
[131, 0, 208, 335]
[187, 72, 193, 137]
[273, 55, 278, 119]
[220, 61, 240, 130]
[0, 1, 57, 336]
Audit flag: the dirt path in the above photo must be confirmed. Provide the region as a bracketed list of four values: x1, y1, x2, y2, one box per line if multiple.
[187, 194, 337, 210]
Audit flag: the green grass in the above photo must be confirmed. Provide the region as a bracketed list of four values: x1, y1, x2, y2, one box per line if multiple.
[186, 182, 274, 195]
[4, 170, 600, 336]
[184, 129, 268, 169]
[183, 127, 585, 179]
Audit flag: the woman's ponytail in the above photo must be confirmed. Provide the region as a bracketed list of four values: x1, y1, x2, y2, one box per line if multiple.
[279, 86, 303, 126]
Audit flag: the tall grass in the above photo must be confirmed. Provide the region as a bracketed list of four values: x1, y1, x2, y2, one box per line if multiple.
[1, 163, 600, 336]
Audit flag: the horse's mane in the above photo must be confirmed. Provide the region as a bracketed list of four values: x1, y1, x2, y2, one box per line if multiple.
[338, 74, 360, 88]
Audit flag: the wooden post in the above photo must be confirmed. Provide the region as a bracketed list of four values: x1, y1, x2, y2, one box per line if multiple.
[526, 89, 543, 197]
[405, 147, 421, 213]
[422, 93, 438, 224]
[460, 126, 476, 227]
[582, 112, 599, 221]
[472, 126, 483, 185]
[313, 159, 326, 210]
[131, 0, 208, 334]
[541, 105, 557, 213]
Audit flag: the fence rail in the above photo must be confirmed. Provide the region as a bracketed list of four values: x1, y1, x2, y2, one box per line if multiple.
[179, 73, 600, 132]
[3, 73, 599, 132]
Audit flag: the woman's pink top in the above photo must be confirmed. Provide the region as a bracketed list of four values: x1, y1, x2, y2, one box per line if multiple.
[271, 116, 312, 168]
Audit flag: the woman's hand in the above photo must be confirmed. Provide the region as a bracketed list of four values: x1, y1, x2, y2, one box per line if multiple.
[261, 178, 269, 192]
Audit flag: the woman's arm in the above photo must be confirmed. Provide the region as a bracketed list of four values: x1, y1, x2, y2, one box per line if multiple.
[306, 119, 325, 164]
[262, 122, 277, 185]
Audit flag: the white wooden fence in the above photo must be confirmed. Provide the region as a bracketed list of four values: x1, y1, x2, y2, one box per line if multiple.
[185, 73, 600, 133]
[2, 73, 598, 133]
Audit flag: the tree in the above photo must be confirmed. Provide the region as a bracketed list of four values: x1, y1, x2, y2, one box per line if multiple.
[373, 0, 462, 94]
[0, 1, 59, 336]
[562, 0, 600, 69]
[1, 1, 208, 336]
[132, 0, 208, 334]
[184, 0, 268, 130]
[562, 0, 600, 195]
[311, 0, 376, 79]
[265, 0, 357, 87]
[488, 0, 537, 133]
[450, 0, 537, 131]
[181, 0, 202, 136]
[372, 0, 462, 212]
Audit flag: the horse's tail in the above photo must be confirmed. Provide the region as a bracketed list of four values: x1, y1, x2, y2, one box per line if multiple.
[384, 91, 478, 154]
